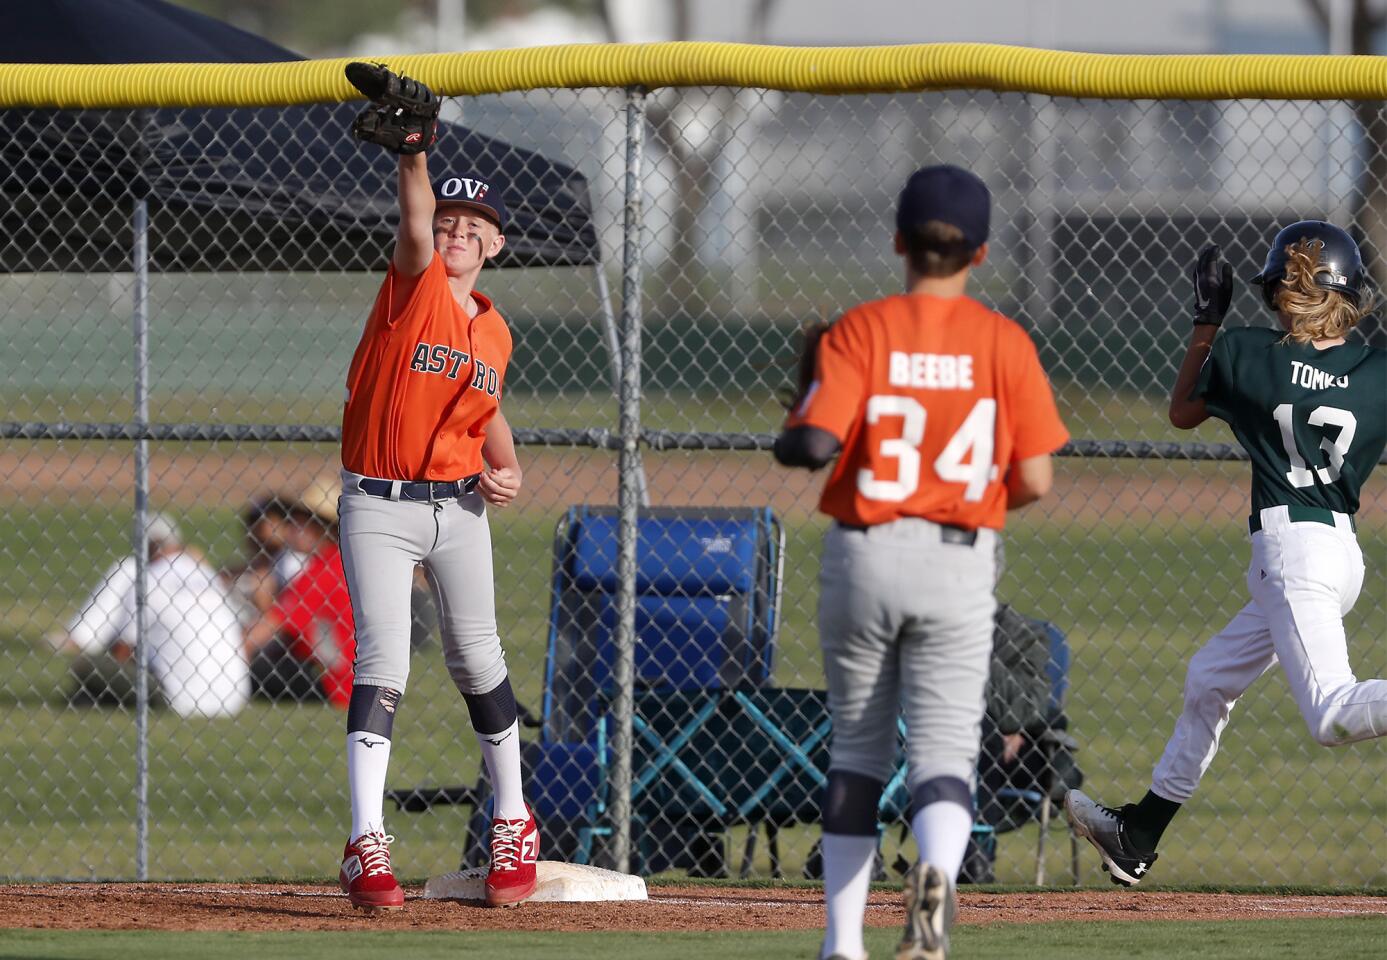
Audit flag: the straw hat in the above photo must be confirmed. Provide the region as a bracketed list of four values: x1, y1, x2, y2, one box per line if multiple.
[296, 473, 341, 524]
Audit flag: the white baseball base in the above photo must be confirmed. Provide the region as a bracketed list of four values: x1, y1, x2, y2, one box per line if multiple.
[424, 860, 648, 903]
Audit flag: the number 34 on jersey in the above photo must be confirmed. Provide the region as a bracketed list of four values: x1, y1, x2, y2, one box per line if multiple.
[859, 394, 997, 503]
[786, 295, 1069, 531]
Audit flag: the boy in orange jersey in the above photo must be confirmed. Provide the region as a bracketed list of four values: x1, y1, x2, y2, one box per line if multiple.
[334, 65, 537, 913]
[775, 165, 1069, 960]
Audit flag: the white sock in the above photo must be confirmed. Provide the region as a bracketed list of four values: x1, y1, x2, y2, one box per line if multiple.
[347, 731, 392, 841]
[477, 720, 527, 821]
[820, 833, 876, 960]
[911, 801, 973, 880]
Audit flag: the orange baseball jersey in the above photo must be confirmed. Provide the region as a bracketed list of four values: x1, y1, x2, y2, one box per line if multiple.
[786, 294, 1068, 530]
[342, 252, 512, 481]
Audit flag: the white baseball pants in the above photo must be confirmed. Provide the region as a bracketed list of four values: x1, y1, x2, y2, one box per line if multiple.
[1152, 505, 1386, 803]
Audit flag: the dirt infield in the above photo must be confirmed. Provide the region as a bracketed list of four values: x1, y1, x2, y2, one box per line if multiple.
[2, 883, 1384, 934]
[5, 446, 1385, 522]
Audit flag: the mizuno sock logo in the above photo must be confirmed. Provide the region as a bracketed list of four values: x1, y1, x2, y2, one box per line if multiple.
[356, 736, 385, 749]
[483, 730, 513, 746]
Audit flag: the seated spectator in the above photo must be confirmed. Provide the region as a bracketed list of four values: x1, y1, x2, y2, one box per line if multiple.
[963, 602, 1082, 882]
[50, 511, 249, 719]
[221, 496, 304, 624]
[244, 475, 356, 707]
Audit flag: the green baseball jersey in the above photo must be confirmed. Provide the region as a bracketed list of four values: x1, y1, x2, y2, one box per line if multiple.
[1195, 326, 1387, 515]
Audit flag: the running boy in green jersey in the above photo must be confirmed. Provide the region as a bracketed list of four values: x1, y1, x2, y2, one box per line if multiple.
[1066, 221, 1387, 886]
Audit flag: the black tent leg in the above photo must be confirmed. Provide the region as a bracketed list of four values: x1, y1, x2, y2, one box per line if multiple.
[768, 822, 782, 879]
[740, 823, 758, 879]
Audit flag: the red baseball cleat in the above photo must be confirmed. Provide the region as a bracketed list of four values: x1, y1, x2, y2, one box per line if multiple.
[339, 831, 405, 912]
[485, 807, 540, 907]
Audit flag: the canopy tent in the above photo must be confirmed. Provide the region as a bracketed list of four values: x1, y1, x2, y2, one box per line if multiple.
[0, 0, 600, 271]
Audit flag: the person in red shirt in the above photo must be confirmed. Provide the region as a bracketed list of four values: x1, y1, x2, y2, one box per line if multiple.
[775, 165, 1068, 960]
[332, 66, 536, 913]
[243, 478, 355, 708]
[271, 540, 355, 707]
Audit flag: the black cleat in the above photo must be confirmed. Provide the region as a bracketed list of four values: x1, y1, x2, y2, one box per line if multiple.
[1064, 790, 1158, 886]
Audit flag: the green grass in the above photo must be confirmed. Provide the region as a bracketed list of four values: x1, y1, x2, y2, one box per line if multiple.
[1, 466, 1383, 884]
[2, 919, 1385, 960]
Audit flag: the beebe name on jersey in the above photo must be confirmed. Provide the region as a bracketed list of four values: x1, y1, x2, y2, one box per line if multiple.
[888, 351, 975, 390]
[409, 341, 500, 396]
[1289, 360, 1349, 391]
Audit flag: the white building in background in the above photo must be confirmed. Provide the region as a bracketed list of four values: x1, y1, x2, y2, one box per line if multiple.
[340, 0, 1374, 57]
[336, 1, 1378, 321]
[585, 0, 1365, 53]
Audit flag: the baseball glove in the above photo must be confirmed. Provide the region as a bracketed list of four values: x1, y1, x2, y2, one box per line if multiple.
[345, 61, 441, 155]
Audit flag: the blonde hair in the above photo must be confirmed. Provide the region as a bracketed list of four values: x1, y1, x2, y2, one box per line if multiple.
[1276, 238, 1373, 344]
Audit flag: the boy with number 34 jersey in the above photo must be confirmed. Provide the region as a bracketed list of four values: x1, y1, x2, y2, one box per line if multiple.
[775, 165, 1068, 960]
[794, 274, 1067, 531]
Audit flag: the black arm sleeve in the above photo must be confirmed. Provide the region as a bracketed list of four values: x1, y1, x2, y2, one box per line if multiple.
[772, 425, 842, 469]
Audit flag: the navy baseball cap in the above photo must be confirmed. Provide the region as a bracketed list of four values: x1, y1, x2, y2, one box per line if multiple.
[432, 174, 508, 230]
[896, 165, 991, 249]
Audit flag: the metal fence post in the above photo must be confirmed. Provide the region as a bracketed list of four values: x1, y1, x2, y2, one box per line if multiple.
[610, 84, 647, 875]
[131, 197, 151, 881]
[595, 264, 649, 506]
[1023, 95, 1059, 330]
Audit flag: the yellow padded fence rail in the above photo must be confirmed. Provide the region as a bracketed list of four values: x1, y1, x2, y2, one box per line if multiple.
[0, 42, 1384, 108]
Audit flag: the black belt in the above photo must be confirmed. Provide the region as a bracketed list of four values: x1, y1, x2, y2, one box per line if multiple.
[357, 474, 481, 502]
[1249, 505, 1355, 534]
[837, 520, 978, 546]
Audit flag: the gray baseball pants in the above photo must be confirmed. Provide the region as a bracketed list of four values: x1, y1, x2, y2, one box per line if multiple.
[818, 519, 997, 790]
[338, 471, 508, 695]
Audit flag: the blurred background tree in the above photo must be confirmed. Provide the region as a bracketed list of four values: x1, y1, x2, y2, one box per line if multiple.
[1301, 0, 1387, 341]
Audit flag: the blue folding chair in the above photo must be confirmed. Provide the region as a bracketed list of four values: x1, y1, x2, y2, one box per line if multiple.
[385, 505, 781, 863]
[523, 505, 784, 872]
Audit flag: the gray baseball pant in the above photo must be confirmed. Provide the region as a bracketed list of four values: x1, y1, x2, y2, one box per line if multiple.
[338, 472, 508, 695]
[818, 519, 997, 791]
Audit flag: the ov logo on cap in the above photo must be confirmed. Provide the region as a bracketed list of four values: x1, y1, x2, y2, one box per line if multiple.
[439, 177, 489, 200]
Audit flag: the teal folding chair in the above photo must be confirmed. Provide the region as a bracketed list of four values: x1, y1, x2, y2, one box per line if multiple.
[525, 505, 785, 873]
[877, 716, 998, 872]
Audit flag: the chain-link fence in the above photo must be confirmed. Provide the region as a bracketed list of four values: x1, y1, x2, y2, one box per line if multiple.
[3, 71, 1384, 886]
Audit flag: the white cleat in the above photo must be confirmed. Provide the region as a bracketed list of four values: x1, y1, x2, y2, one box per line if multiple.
[896, 862, 955, 960]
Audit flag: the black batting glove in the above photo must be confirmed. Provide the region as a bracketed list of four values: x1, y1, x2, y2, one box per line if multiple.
[1191, 243, 1233, 327]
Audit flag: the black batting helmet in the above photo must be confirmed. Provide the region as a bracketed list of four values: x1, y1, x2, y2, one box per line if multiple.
[1250, 220, 1365, 310]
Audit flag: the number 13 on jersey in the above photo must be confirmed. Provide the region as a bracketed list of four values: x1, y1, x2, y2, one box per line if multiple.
[1272, 403, 1356, 487]
[857, 396, 999, 503]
